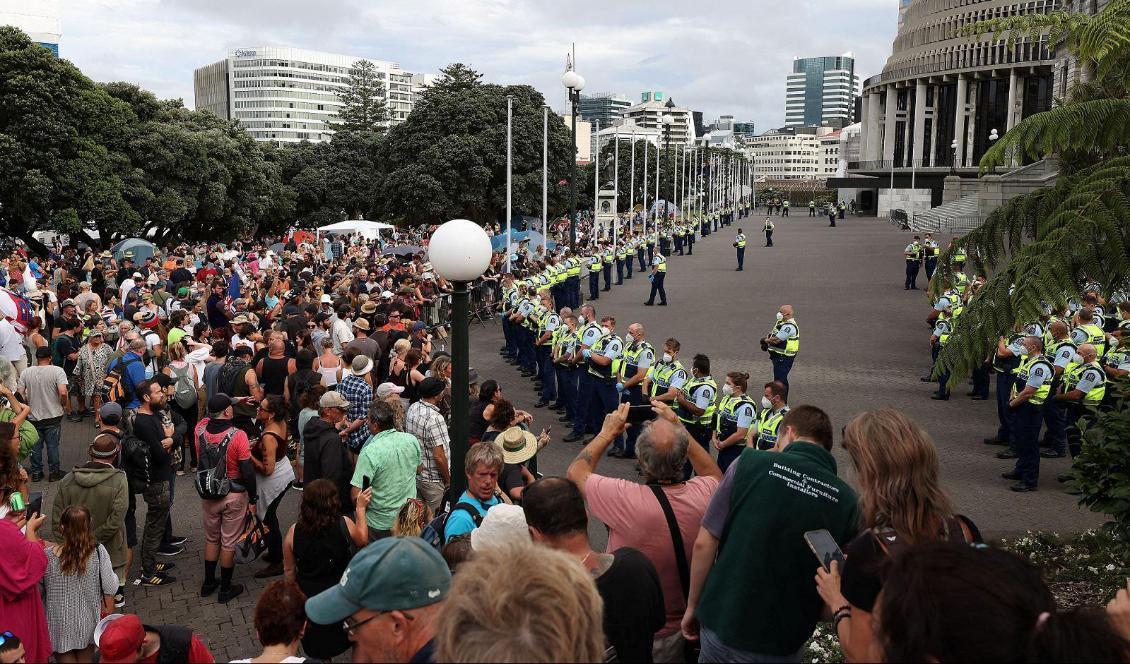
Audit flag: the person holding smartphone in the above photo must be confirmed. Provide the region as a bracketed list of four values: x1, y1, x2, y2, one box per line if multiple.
[0, 498, 50, 663]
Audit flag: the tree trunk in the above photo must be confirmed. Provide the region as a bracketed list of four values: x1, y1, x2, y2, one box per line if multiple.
[16, 231, 49, 256]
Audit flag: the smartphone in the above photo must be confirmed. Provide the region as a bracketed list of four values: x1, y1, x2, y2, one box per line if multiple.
[361, 476, 371, 491]
[26, 492, 42, 519]
[804, 529, 846, 572]
[627, 404, 657, 424]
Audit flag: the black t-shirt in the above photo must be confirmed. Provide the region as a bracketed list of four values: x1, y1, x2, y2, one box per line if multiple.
[132, 411, 173, 484]
[596, 547, 666, 663]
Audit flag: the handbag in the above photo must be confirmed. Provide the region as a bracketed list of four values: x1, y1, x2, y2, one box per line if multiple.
[234, 511, 270, 564]
[649, 485, 701, 664]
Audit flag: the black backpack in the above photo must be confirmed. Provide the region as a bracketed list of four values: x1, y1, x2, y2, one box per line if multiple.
[194, 428, 237, 500]
[219, 359, 250, 397]
[121, 432, 151, 494]
[422, 503, 483, 550]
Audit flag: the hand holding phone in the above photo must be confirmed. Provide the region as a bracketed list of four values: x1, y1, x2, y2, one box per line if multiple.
[626, 404, 657, 424]
[361, 475, 371, 491]
[804, 529, 845, 572]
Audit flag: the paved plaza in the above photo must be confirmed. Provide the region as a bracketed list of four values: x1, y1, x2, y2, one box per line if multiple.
[31, 213, 1103, 660]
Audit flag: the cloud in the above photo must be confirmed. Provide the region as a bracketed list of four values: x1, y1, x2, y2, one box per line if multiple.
[55, 0, 898, 130]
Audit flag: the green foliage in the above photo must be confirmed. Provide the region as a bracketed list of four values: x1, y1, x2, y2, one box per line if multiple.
[1003, 528, 1129, 608]
[428, 63, 483, 96]
[336, 60, 388, 133]
[1066, 379, 1130, 541]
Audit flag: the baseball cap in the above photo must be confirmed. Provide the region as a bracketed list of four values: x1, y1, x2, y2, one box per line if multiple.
[318, 391, 350, 410]
[61, 298, 76, 308]
[320, 294, 332, 304]
[305, 537, 451, 625]
[375, 382, 404, 399]
[470, 504, 531, 551]
[177, 287, 190, 297]
[411, 321, 427, 332]
[98, 402, 123, 426]
[207, 394, 235, 415]
[94, 613, 145, 663]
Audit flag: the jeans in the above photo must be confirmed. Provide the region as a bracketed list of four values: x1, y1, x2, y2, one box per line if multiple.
[770, 353, 794, 387]
[1011, 402, 1043, 487]
[29, 417, 62, 476]
[699, 626, 803, 663]
[140, 481, 170, 576]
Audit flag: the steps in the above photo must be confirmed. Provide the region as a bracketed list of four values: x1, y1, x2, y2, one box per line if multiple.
[909, 195, 981, 233]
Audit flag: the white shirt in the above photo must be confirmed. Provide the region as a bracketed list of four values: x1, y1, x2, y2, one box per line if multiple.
[118, 278, 136, 304]
[332, 318, 355, 355]
[0, 319, 24, 362]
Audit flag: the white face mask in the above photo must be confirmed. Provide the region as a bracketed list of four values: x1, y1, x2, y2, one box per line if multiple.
[578, 315, 586, 325]
[721, 384, 734, 396]
[1071, 353, 1084, 364]
[776, 312, 784, 321]
[662, 352, 673, 363]
[761, 396, 773, 410]
[624, 332, 634, 343]
[601, 326, 611, 336]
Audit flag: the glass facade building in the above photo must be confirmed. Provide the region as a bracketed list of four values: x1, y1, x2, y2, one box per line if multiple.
[785, 54, 859, 128]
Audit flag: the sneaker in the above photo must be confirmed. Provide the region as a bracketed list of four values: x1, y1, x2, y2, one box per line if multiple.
[154, 561, 176, 573]
[114, 587, 125, 608]
[995, 450, 1019, 460]
[1009, 482, 1038, 493]
[139, 572, 176, 586]
[290, 481, 304, 491]
[200, 581, 219, 598]
[168, 535, 188, 546]
[157, 544, 185, 557]
[218, 584, 245, 604]
[1040, 449, 1067, 459]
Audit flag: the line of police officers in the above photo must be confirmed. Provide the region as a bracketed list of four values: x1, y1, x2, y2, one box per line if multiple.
[921, 247, 1128, 493]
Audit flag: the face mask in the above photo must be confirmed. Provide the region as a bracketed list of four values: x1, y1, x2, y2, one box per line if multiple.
[601, 326, 611, 336]
[761, 396, 773, 410]
[1071, 353, 1084, 364]
[1111, 338, 1120, 350]
[662, 352, 673, 363]
[721, 384, 734, 396]
[776, 312, 784, 321]
[578, 315, 586, 325]
[624, 332, 634, 343]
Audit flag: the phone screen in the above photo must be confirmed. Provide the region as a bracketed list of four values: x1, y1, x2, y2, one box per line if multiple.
[804, 529, 845, 571]
[361, 476, 371, 491]
[26, 492, 43, 518]
[626, 404, 657, 424]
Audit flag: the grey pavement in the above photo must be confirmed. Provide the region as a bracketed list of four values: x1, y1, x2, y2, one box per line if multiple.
[31, 212, 1102, 660]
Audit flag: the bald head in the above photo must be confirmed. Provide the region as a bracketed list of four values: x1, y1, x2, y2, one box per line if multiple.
[1049, 320, 1069, 339]
[1079, 343, 1098, 362]
[628, 323, 644, 339]
[636, 419, 690, 484]
[780, 304, 794, 319]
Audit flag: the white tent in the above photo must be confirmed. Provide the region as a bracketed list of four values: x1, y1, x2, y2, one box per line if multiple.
[316, 219, 395, 239]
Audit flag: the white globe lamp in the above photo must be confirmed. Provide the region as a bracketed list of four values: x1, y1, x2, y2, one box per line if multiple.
[428, 219, 492, 282]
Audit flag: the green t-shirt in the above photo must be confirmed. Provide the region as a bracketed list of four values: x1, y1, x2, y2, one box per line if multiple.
[350, 429, 423, 530]
[696, 443, 860, 655]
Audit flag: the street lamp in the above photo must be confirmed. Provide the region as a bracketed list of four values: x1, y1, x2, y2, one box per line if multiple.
[661, 112, 674, 227]
[562, 69, 586, 252]
[428, 219, 492, 497]
[950, 138, 958, 175]
[988, 128, 999, 175]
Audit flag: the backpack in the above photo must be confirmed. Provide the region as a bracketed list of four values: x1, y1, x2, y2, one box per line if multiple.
[194, 428, 237, 500]
[121, 432, 151, 494]
[102, 356, 141, 405]
[51, 333, 73, 368]
[219, 358, 250, 397]
[170, 364, 197, 410]
[422, 502, 483, 551]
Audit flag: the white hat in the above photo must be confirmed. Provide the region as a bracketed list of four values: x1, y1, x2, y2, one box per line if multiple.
[320, 294, 332, 303]
[376, 382, 405, 399]
[380, 290, 394, 299]
[470, 504, 530, 551]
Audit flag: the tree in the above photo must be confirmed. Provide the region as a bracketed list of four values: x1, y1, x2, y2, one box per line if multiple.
[336, 60, 388, 133]
[428, 62, 483, 95]
[932, 0, 1130, 384]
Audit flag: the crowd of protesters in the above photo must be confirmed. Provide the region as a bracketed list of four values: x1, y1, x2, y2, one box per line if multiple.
[0, 221, 1127, 664]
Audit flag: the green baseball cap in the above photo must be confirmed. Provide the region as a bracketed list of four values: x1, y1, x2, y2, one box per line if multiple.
[177, 287, 190, 297]
[305, 537, 451, 624]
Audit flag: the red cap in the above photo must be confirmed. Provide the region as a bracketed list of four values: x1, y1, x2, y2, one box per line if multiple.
[97, 614, 145, 662]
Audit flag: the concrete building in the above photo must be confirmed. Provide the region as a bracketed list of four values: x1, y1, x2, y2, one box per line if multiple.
[593, 119, 661, 148]
[577, 92, 632, 128]
[193, 46, 416, 145]
[785, 53, 860, 127]
[1, 0, 60, 55]
[733, 121, 757, 138]
[750, 126, 840, 180]
[410, 73, 437, 104]
[623, 97, 696, 146]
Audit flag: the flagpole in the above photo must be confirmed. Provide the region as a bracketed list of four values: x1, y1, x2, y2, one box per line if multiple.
[506, 94, 513, 273]
[629, 128, 636, 235]
[542, 104, 548, 256]
[593, 119, 600, 240]
[613, 130, 620, 245]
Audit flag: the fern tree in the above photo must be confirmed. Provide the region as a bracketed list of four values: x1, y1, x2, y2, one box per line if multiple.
[933, 0, 1130, 383]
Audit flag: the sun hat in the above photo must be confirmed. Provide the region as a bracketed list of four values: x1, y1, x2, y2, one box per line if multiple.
[319, 390, 350, 409]
[352, 318, 371, 332]
[495, 426, 540, 465]
[351, 355, 373, 376]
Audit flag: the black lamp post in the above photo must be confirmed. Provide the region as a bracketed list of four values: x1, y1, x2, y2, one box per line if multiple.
[661, 103, 675, 226]
[562, 69, 586, 252]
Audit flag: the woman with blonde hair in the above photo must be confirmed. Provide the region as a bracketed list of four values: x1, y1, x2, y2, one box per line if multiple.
[43, 505, 117, 663]
[391, 497, 432, 538]
[815, 408, 980, 662]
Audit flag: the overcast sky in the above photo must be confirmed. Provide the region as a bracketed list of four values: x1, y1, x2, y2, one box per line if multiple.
[52, 0, 898, 130]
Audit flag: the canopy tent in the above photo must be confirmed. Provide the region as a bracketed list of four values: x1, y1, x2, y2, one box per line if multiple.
[317, 219, 395, 240]
[111, 238, 158, 263]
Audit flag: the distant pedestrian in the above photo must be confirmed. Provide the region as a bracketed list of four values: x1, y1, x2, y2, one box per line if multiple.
[763, 218, 775, 247]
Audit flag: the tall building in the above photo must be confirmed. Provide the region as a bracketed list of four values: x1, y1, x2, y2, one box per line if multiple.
[1, 0, 61, 55]
[749, 126, 839, 180]
[785, 53, 859, 127]
[733, 121, 757, 138]
[410, 73, 437, 105]
[577, 92, 631, 128]
[194, 46, 416, 145]
[624, 97, 696, 146]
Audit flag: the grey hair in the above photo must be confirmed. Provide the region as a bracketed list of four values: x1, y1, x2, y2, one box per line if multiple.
[636, 420, 690, 484]
[465, 440, 504, 474]
[129, 337, 147, 352]
[368, 399, 397, 431]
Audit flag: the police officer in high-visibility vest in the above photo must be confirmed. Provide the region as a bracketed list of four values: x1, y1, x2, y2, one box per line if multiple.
[499, 273, 518, 361]
[763, 217, 774, 247]
[583, 315, 623, 440]
[673, 222, 684, 255]
[533, 291, 561, 409]
[929, 297, 960, 400]
[640, 231, 651, 272]
[949, 239, 966, 268]
[781, 199, 790, 217]
[712, 371, 757, 471]
[624, 238, 634, 280]
[904, 235, 923, 290]
[509, 284, 538, 376]
[551, 311, 579, 425]
[611, 322, 655, 459]
[613, 241, 626, 285]
[1070, 307, 1107, 357]
[675, 353, 717, 478]
[684, 222, 695, 256]
[644, 252, 667, 306]
[923, 233, 940, 280]
[984, 324, 1028, 453]
[586, 250, 602, 302]
[566, 253, 582, 309]
[1003, 336, 1053, 492]
[643, 337, 688, 408]
[808, 200, 816, 217]
[1054, 343, 1106, 481]
[752, 380, 790, 451]
[762, 305, 799, 387]
[601, 244, 614, 292]
[1041, 320, 1076, 458]
[734, 229, 747, 271]
[564, 305, 604, 443]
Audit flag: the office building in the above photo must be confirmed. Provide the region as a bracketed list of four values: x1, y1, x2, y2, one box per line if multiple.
[733, 121, 757, 138]
[411, 73, 437, 104]
[194, 46, 416, 145]
[623, 97, 696, 146]
[1, 0, 60, 55]
[749, 126, 839, 180]
[785, 53, 859, 127]
[577, 92, 632, 128]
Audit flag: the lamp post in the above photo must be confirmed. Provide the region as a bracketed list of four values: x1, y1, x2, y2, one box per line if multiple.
[662, 112, 674, 225]
[988, 128, 999, 175]
[428, 219, 492, 497]
[561, 69, 586, 251]
[950, 138, 958, 175]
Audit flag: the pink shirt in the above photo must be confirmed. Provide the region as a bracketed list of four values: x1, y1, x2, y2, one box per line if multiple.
[585, 474, 719, 636]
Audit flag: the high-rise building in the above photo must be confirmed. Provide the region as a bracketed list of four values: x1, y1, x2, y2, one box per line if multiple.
[785, 53, 859, 127]
[623, 97, 696, 146]
[577, 92, 631, 128]
[1, 0, 61, 55]
[193, 46, 416, 145]
[733, 121, 757, 138]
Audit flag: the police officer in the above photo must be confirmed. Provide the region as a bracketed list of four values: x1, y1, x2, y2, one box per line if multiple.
[684, 222, 695, 256]
[643, 337, 688, 408]
[614, 240, 626, 285]
[808, 200, 816, 217]
[658, 225, 670, 257]
[551, 310, 579, 425]
[611, 322, 655, 459]
[929, 297, 960, 400]
[1002, 336, 1053, 492]
[640, 231, 651, 272]
[644, 251, 668, 306]
[984, 324, 1027, 453]
[827, 205, 837, 227]
[734, 228, 747, 271]
[763, 217, 774, 247]
[674, 222, 684, 255]
[564, 305, 604, 443]
[601, 243, 614, 292]
[763, 305, 799, 386]
[1054, 343, 1105, 487]
[566, 252, 582, 309]
[533, 291, 561, 408]
[583, 315, 623, 441]
[781, 199, 790, 217]
[586, 249, 601, 301]
[510, 283, 538, 377]
[675, 354, 717, 477]
[1070, 307, 1107, 357]
[499, 273, 519, 361]
[923, 233, 940, 281]
[904, 235, 923, 290]
[624, 237, 634, 280]
[1040, 320, 1076, 458]
[752, 380, 790, 451]
[712, 371, 757, 471]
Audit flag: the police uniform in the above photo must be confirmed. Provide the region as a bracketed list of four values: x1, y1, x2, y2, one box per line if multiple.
[624, 239, 634, 279]
[1008, 352, 1054, 490]
[587, 252, 602, 301]
[1071, 322, 1107, 357]
[567, 320, 607, 440]
[735, 232, 747, 270]
[565, 257, 582, 309]
[674, 223, 684, 254]
[535, 309, 562, 406]
[904, 239, 922, 290]
[677, 373, 717, 476]
[641, 234, 653, 271]
[768, 317, 799, 386]
[614, 337, 656, 457]
[715, 392, 757, 471]
[923, 238, 940, 280]
[514, 293, 537, 375]
[685, 222, 694, 255]
[601, 246, 614, 291]
[763, 218, 774, 247]
[989, 333, 1026, 447]
[585, 329, 624, 438]
[615, 243, 627, 285]
[552, 324, 580, 422]
[930, 300, 961, 399]
[501, 283, 520, 360]
[1062, 360, 1105, 459]
[752, 405, 790, 451]
[645, 253, 667, 306]
[1042, 337, 1078, 456]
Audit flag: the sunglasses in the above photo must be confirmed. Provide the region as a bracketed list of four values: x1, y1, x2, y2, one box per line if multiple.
[343, 611, 414, 636]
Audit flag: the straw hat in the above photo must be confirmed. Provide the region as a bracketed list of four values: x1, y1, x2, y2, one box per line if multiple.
[495, 426, 539, 465]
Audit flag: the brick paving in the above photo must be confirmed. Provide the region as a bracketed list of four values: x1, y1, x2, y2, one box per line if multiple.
[31, 213, 1102, 660]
